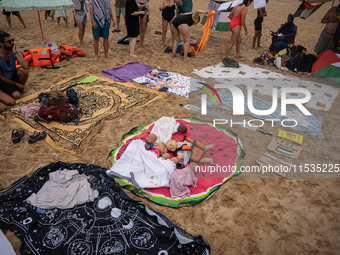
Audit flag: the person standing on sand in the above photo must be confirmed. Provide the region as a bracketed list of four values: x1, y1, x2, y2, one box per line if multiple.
[112, 0, 127, 33]
[135, 0, 149, 47]
[88, 0, 116, 60]
[171, 10, 208, 60]
[126, 0, 146, 57]
[2, 11, 28, 30]
[176, 0, 192, 15]
[252, 1, 267, 48]
[159, 0, 183, 48]
[72, 0, 88, 44]
[222, 0, 253, 59]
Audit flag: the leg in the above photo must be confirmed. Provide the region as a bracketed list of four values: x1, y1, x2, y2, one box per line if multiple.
[64, 17, 69, 28]
[76, 19, 85, 44]
[199, 158, 214, 165]
[17, 67, 29, 85]
[204, 144, 215, 151]
[129, 37, 138, 57]
[11, 91, 21, 100]
[93, 38, 99, 60]
[161, 19, 168, 48]
[103, 37, 109, 58]
[235, 33, 242, 58]
[178, 24, 191, 60]
[57, 17, 61, 28]
[253, 30, 259, 48]
[6, 16, 12, 28]
[45, 11, 48, 21]
[116, 16, 120, 30]
[222, 26, 241, 59]
[171, 24, 180, 57]
[17, 15, 26, 27]
[139, 15, 147, 47]
[257, 30, 262, 47]
[0, 92, 15, 112]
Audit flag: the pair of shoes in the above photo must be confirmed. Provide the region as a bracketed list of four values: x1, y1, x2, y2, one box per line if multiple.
[9, 26, 14, 30]
[24, 25, 28, 29]
[112, 29, 121, 33]
[164, 46, 172, 53]
[28, 131, 47, 144]
[12, 129, 25, 144]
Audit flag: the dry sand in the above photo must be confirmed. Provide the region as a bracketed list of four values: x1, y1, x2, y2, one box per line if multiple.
[1, 0, 340, 254]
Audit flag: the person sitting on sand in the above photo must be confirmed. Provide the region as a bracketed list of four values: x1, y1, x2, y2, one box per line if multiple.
[88, 0, 116, 60]
[269, 14, 297, 52]
[222, 0, 253, 60]
[159, 0, 183, 48]
[171, 9, 208, 60]
[0, 31, 29, 112]
[126, 0, 146, 57]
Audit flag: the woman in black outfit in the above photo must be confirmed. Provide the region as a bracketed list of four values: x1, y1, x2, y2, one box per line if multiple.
[171, 10, 207, 59]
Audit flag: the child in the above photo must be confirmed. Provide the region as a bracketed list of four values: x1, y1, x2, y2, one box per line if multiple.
[166, 138, 214, 167]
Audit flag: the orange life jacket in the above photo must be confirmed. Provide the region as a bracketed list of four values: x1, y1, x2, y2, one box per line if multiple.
[29, 47, 54, 67]
[58, 44, 85, 60]
[176, 138, 205, 163]
[15, 49, 59, 68]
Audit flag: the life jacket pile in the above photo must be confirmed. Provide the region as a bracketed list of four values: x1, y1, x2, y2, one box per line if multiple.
[58, 44, 85, 61]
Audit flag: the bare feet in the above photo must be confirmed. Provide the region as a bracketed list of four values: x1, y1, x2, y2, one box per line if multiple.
[130, 54, 138, 58]
[105, 54, 110, 58]
[94, 56, 98, 61]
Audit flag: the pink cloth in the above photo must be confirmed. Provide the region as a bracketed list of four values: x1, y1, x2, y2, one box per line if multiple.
[11, 102, 41, 118]
[170, 167, 197, 199]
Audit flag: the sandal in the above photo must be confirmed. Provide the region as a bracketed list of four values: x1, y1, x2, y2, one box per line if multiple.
[164, 46, 172, 53]
[28, 131, 47, 144]
[12, 129, 25, 144]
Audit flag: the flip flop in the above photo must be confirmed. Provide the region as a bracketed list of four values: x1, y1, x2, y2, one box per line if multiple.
[112, 29, 121, 33]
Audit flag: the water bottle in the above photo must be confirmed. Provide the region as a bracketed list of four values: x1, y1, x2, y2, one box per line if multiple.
[41, 94, 49, 107]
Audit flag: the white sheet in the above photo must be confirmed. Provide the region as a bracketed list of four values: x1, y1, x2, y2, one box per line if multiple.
[150, 116, 177, 145]
[107, 140, 176, 189]
[0, 230, 16, 255]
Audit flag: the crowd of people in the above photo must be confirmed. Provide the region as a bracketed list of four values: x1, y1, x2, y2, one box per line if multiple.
[1, 0, 339, 113]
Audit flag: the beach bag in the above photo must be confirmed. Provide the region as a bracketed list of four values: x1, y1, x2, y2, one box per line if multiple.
[222, 58, 239, 68]
[38, 91, 70, 107]
[117, 36, 131, 45]
[180, 45, 196, 57]
[42, 39, 61, 56]
[275, 48, 291, 59]
[66, 89, 79, 108]
[34, 103, 78, 123]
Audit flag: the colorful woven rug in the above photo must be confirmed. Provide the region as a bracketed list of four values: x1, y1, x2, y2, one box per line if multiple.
[0, 73, 165, 154]
[108, 118, 245, 207]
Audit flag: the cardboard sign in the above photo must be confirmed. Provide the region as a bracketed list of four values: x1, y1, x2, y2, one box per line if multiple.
[267, 138, 302, 159]
[278, 130, 304, 145]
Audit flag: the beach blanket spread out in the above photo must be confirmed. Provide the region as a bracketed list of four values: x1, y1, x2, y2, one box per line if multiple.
[107, 140, 176, 189]
[0, 162, 210, 255]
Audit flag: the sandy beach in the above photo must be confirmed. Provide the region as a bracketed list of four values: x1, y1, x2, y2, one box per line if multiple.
[0, 0, 340, 254]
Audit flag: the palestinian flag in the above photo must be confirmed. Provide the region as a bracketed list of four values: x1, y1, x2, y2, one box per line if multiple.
[294, 0, 323, 20]
[310, 49, 340, 81]
[201, 11, 231, 32]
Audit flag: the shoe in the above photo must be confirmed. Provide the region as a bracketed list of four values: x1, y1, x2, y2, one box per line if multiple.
[74, 23, 77, 27]
[9, 26, 14, 30]
[164, 46, 172, 53]
[52, 19, 56, 22]
[28, 131, 47, 144]
[24, 25, 28, 29]
[45, 20, 48, 23]
[12, 129, 25, 144]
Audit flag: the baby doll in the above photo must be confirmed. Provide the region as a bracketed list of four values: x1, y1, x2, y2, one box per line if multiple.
[145, 133, 157, 149]
[150, 142, 167, 157]
[172, 123, 187, 134]
[161, 152, 171, 160]
[166, 138, 214, 166]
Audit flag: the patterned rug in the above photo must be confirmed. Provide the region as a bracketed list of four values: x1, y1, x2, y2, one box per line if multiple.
[0, 73, 165, 154]
[0, 162, 210, 255]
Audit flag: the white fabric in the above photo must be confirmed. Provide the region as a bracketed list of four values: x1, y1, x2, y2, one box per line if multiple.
[0, 230, 16, 255]
[172, 122, 180, 134]
[150, 116, 177, 145]
[218, 0, 242, 11]
[254, 0, 266, 9]
[274, 57, 289, 71]
[285, 110, 310, 127]
[107, 140, 176, 189]
[26, 169, 94, 209]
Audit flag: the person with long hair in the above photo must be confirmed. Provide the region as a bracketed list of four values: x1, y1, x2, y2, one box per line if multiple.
[222, 0, 253, 59]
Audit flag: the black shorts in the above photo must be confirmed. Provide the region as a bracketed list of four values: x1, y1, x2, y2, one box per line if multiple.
[2, 11, 20, 16]
[254, 17, 263, 31]
[0, 69, 20, 96]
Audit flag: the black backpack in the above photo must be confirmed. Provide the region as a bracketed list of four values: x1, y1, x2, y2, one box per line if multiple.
[333, 23, 340, 48]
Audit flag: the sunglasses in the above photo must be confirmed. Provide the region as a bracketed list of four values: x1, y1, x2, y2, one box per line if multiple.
[5, 39, 14, 43]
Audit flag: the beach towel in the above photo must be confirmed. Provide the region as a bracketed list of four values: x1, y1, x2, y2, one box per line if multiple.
[108, 118, 245, 207]
[106, 140, 176, 189]
[0, 162, 210, 255]
[206, 89, 325, 139]
[102, 62, 153, 82]
[134, 70, 204, 97]
[0, 73, 165, 154]
[194, 63, 339, 111]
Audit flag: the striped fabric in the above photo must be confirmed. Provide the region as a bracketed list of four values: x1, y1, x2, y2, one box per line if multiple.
[88, 0, 112, 28]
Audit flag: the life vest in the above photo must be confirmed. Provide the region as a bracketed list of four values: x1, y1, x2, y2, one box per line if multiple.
[58, 44, 85, 60]
[176, 138, 205, 163]
[29, 47, 54, 67]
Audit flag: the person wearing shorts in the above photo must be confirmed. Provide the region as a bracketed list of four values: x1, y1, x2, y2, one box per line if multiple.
[88, 0, 116, 60]
[2, 11, 27, 29]
[252, 4, 267, 48]
[0, 31, 29, 112]
[113, 0, 126, 32]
